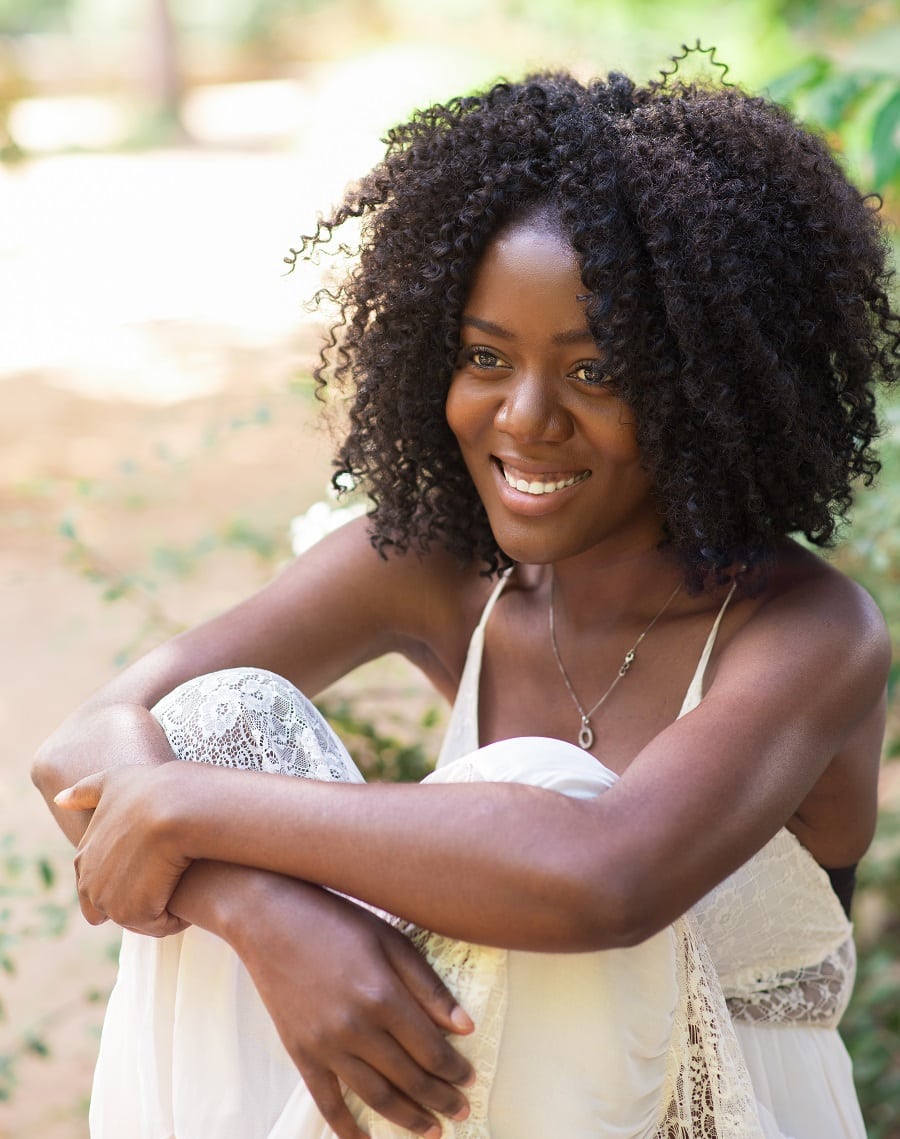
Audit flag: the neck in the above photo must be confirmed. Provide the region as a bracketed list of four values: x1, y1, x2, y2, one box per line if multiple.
[544, 542, 685, 628]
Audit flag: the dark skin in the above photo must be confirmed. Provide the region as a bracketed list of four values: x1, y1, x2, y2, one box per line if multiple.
[35, 219, 888, 1139]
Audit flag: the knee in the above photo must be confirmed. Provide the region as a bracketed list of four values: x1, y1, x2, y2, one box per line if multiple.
[152, 668, 359, 782]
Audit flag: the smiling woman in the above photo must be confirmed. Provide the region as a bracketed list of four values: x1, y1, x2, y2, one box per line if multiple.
[446, 207, 658, 566]
[34, 64, 899, 1139]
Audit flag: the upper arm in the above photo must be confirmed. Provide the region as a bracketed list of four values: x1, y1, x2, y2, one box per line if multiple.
[574, 571, 889, 941]
[87, 517, 458, 710]
[33, 518, 471, 812]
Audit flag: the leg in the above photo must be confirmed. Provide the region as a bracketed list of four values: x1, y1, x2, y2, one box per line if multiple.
[90, 668, 365, 1139]
[152, 667, 366, 784]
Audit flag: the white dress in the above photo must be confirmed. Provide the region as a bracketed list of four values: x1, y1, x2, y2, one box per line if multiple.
[88, 579, 866, 1139]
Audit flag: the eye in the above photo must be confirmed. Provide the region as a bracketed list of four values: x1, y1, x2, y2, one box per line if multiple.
[570, 361, 611, 387]
[462, 346, 508, 371]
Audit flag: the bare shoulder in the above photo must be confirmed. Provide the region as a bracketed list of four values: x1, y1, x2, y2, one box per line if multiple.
[262, 516, 496, 691]
[741, 543, 889, 670]
[303, 515, 495, 636]
[713, 540, 890, 751]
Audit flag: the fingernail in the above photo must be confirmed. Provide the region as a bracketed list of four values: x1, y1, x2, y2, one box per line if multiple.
[449, 1004, 474, 1033]
[423, 1126, 441, 1139]
[451, 1104, 471, 1121]
[53, 788, 73, 806]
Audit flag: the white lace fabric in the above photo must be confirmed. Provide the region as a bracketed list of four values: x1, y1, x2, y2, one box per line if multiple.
[154, 668, 363, 784]
[148, 669, 769, 1139]
[691, 828, 855, 1030]
[654, 913, 765, 1139]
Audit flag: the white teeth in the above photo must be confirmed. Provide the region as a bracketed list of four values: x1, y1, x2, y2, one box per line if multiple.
[501, 466, 588, 495]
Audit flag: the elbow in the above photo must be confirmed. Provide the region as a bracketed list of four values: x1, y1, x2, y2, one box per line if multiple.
[32, 737, 62, 800]
[544, 856, 668, 952]
[574, 889, 664, 951]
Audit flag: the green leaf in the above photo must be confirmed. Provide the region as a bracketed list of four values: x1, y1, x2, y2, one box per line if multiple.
[871, 89, 900, 188]
[803, 71, 872, 129]
[23, 1033, 49, 1058]
[766, 57, 831, 104]
[36, 903, 70, 936]
[37, 859, 54, 889]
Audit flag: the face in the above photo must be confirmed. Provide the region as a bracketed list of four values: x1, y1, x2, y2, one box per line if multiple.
[445, 215, 662, 566]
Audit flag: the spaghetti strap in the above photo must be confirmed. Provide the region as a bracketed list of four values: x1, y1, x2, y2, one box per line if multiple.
[476, 568, 513, 631]
[677, 581, 738, 718]
[436, 570, 512, 767]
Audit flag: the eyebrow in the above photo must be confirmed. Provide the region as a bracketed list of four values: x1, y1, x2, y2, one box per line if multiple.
[461, 315, 595, 346]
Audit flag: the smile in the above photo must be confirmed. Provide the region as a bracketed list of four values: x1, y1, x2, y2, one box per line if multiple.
[498, 460, 591, 496]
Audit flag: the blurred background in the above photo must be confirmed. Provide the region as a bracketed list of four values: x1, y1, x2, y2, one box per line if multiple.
[1, 1, 899, 1136]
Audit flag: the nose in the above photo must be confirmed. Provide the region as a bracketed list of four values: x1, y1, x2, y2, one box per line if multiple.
[495, 372, 572, 444]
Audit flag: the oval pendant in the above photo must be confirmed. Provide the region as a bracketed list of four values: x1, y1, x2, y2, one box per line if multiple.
[578, 721, 594, 750]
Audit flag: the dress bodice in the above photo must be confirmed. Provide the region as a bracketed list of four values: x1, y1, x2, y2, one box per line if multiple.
[436, 571, 856, 1029]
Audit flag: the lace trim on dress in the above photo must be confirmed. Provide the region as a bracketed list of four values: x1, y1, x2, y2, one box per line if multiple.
[154, 669, 773, 1139]
[363, 759, 509, 1139]
[654, 912, 766, 1139]
[691, 828, 855, 1030]
[725, 937, 856, 1027]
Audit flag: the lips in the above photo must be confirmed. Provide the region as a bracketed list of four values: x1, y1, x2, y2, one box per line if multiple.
[496, 459, 591, 496]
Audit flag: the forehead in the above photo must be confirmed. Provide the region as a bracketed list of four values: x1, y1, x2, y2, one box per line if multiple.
[463, 218, 590, 333]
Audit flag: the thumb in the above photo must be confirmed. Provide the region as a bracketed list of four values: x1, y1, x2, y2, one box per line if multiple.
[54, 772, 105, 811]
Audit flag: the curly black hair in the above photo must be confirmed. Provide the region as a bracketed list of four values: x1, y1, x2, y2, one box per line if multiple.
[289, 66, 900, 591]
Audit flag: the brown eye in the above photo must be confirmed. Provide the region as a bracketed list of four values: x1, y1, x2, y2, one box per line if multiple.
[571, 362, 610, 387]
[467, 347, 504, 369]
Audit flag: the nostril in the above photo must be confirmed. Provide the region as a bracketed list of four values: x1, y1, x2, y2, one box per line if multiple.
[495, 382, 570, 443]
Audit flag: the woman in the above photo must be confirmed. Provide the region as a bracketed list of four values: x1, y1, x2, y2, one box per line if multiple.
[34, 68, 898, 1138]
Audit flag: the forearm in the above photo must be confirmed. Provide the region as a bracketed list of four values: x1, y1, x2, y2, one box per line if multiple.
[167, 858, 325, 951]
[163, 765, 625, 952]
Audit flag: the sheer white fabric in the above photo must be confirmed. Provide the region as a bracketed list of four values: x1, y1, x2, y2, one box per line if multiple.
[91, 669, 769, 1139]
[688, 832, 863, 1139]
[692, 828, 855, 1028]
[437, 571, 867, 1139]
[154, 668, 363, 784]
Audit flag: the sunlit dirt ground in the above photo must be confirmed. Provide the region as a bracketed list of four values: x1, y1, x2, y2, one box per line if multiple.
[0, 60, 457, 1137]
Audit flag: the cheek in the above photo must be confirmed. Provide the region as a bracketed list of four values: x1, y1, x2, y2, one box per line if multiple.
[444, 377, 483, 448]
[587, 400, 643, 464]
[612, 424, 643, 465]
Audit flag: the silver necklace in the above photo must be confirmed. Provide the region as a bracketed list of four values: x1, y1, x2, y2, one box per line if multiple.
[548, 575, 682, 750]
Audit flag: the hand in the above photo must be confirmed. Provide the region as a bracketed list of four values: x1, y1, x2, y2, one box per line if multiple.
[55, 766, 191, 936]
[219, 869, 476, 1139]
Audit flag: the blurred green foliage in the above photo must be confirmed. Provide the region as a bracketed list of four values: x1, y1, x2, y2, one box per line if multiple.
[3, 0, 898, 205]
[830, 402, 900, 1135]
[0, 0, 71, 35]
[769, 55, 900, 193]
[0, 835, 79, 1101]
[3, 0, 899, 1130]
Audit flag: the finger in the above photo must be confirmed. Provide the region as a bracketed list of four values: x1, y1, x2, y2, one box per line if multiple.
[381, 1004, 474, 1100]
[381, 949, 475, 1089]
[78, 896, 109, 926]
[386, 936, 474, 1036]
[122, 917, 190, 938]
[54, 773, 104, 811]
[358, 1029, 470, 1121]
[300, 1066, 368, 1139]
[339, 1054, 445, 1139]
[130, 911, 191, 938]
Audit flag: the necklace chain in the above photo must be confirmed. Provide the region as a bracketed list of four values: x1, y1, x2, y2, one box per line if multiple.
[548, 575, 681, 750]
